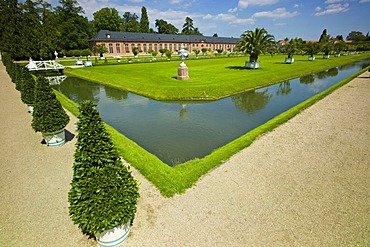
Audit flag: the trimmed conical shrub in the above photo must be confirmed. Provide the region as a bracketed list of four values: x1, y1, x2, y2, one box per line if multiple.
[31, 76, 69, 133]
[68, 100, 139, 236]
[20, 67, 35, 106]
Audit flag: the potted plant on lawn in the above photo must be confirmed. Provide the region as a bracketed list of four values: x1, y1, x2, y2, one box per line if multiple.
[303, 42, 321, 61]
[236, 27, 275, 69]
[31, 76, 70, 146]
[68, 100, 139, 247]
[280, 38, 300, 64]
[334, 41, 346, 57]
[20, 66, 35, 114]
[321, 42, 333, 59]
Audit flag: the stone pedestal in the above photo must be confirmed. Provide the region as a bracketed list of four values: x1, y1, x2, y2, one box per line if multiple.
[177, 65, 189, 80]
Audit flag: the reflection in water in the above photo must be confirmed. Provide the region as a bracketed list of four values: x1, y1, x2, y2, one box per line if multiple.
[105, 86, 128, 101]
[53, 76, 100, 104]
[53, 60, 370, 166]
[232, 89, 272, 113]
[300, 74, 315, 84]
[276, 81, 292, 96]
[46, 75, 67, 85]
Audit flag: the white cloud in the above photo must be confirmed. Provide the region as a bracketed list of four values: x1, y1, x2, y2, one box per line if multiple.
[294, 4, 299, 8]
[359, 0, 370, 2]
[315, 3, 350, 16]
[237, 0, 278, 9]
[315, 6, 322, 11]
[324, 0, 343, 3]
[169, 0, 183, 3]
[228, 8, 238, 13]
[128, 0, 145, 3]
[230, 18, 256, 25]
[252, 8, 299, 18]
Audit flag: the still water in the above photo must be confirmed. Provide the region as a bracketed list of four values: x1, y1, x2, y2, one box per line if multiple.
[53, 60, 370, 166]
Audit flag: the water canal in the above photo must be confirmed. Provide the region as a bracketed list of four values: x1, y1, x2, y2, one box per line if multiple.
[52, 60, 370, 166]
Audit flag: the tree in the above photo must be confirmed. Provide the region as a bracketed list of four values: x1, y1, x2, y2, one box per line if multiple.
[122, 12, 139, 32]
[31, 76, 70, 134]
[334, 41, 347, 54]
[20, 67, 35, 107]
[68, 100, 139, 236]
[193, 49, 200, 58]
[346, 31, 366, 41]
[213, 33, 218, 37]
[92, 8, 122, 33]
[92, 44, 108, 57]
[181, 17, 202, 35]
[165, 50, 172, 59]
[139, 6, 150, 33]
[236, 27, 275, 62]
[319, 29, 330, 43]
[155, 19, 178, 34]
[54, 0, 91, 51]
[0, 0, 21, 59]
[303, 42, 321, 58]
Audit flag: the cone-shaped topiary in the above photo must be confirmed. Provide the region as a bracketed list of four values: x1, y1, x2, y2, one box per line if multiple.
[68, 100, 139, 236]
[31, 76, 70, 133]
[20, 67, 35, 106]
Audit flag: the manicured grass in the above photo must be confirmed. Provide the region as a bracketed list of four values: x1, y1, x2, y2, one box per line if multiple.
[64, 53, 370, 101]
[56, 54, 370, 197]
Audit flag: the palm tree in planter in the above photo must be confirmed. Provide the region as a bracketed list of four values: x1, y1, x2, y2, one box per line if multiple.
[68, 100, 139, 246]
[280, 38, 301, 64]
[237, 27, 275, 69]
[31, 76, 70, 146]
[20, 67, 35, 114]
[303, 42, 321, 61]
[321, 42, 333, 59]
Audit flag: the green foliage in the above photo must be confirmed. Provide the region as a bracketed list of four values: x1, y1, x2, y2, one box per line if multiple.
[121, 12, 140, 32]
[31, 76, 70, 133]
[303, 42, 321, 57]
[165, 50, 172, 59]
[132, 47, 140, 56]
[201, 47, 208, 55]
[193, 49, 200, 57]
[139, 6, 150, 33]
[20, 66, 35, 105]
[68, 100, 139, 235]
[92, 7, 122, 33]
[237, 27, 275, 62]
[155, 19, 178, 34]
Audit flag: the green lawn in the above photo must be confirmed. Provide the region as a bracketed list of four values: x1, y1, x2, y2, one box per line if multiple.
[64, 53, 370, 101]
[56, 53, 370, 197]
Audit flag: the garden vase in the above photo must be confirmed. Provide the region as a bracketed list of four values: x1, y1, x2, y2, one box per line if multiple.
[42, 128, 66, 147]
[96, 222, 131, 247]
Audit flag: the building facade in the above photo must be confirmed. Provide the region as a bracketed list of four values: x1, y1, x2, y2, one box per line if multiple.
[89, 30, 240, 56]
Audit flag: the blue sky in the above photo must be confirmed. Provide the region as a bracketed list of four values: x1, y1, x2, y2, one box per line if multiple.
[51, 0, 369, 40]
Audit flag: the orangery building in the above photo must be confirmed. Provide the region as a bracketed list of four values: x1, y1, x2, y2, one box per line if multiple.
[89, 30, 240, 56]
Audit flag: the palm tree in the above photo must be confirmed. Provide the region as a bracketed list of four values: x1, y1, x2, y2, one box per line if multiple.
[237, 28, 275, 63]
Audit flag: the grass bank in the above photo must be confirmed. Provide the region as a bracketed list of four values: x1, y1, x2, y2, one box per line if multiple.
[56, 61, 370, 197]
[64, 53, 370, 101]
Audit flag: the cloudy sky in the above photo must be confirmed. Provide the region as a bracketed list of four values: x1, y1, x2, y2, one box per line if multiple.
[50, 0, 369, 40]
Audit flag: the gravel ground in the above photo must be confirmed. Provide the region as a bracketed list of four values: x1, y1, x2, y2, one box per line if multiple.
[1, 62, 369, 247]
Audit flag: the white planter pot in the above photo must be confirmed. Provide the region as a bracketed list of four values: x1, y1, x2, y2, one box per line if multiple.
[84, 61, 92, 67]
[323, 55, 330, 59]
[97, 222, 131, 247]
[308, 56, 315, 61]
[335, 53, 340, 57]
[42, 128, 66, 147]
[245, 61, 260, 69]
[28, 105, 34, 114]
[285, 57, 294, 64]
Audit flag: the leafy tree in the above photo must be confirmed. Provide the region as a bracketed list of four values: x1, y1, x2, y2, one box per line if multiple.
[92, 44, 108, 57]
[165, 50, 172, 59]
[68, 100, 139, 236]
[155, 19, 178, 34]
[139, 6, 150, 33]
[122, 12, 139, 32]
[346, 31, 366, 41]
[81, 48, 91, 60]
[92, 8, 122, 33]
[54, 0, 91, 51]
[303, 42, 321, 58]
[319, 29, 331, 43]
[31, 76, 70, 133]
[213, 33, 218, 37]
[181, 17, 202, 35]
[39, 2, 61, 59]
[201, 47, 208, 55]
[334, 41, 347, 54]
[336, 35, 343, 41]
[236, 27, 275, 62]
[159, 48, 167, 56]
[193, 49, 200, 58]
[0, 0, 21, 59]
[132, 46, 140, 56]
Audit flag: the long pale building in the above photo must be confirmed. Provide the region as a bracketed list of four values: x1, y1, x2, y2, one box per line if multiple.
[89, 30, 240, 56]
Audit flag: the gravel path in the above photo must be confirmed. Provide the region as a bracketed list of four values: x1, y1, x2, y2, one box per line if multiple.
[1, 62, 369, 247]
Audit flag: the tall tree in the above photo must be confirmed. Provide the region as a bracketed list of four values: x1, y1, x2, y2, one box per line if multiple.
[346, 31, 366, 41]
[139, 6, 150, 33]
[0, 0, 21, 59]
[121, 12, 139, 32]
[319, 29, 330, 43]
[54, 0, 91, 51]
[155, 19, 178, 34]
[181, 17, 194, 35]
[92, 8, 122, 33]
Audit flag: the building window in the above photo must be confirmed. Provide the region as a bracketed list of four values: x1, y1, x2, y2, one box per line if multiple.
[149, 44, 152, 51]
[169, 44, 172, 51]
[154, 44, 158, 52]
[116, 43, 121, 53]
[143, 44, 147, 53]
[131, 44, 135, 52]
[109, 43, 113, 53]
[138, 44, 141, 51]
[125, 44, 129, 53]
[164, 44, 167, 50]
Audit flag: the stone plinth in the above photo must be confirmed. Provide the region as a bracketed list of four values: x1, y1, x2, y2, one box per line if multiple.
[177, 65, 189, 80]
